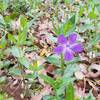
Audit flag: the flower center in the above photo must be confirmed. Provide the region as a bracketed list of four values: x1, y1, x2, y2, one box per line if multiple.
[66, 45, 70, 48]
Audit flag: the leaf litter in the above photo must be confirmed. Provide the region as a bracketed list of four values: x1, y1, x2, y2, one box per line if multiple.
[0, 0, 100, 100]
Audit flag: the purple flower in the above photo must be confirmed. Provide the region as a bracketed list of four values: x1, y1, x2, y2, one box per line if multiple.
[54, 33, 83, 61]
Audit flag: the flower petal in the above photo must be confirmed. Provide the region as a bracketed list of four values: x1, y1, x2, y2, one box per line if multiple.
[54, 46, 63, 55]
[71, 43, 83, 53]
[64, 50, 74, 61]
[57, 34, 67, 44]
[69, 33, 77, 44]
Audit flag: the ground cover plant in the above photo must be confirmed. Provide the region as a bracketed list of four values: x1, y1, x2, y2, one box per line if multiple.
[0, 0, 100, 100]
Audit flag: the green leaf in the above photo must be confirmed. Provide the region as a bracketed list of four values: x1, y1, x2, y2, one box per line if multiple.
[92, 0, 100, 4]
[0, 0, 9, 12]
[10, 46, 22, 57]
[0, 36, 7, 48]
[20, 15, 28, 29]
[4, 16, 12, 24]
[10, 12, 19, 19]
[0, 93, 4, 100]
[0, 76, 6, 84]
[88, 11, 97, 19]
[48, 34, 57, 43]
[53, 22, 62, 35]
[40, 75, 55, 84]
[0, 15, 5, 26]
[53, 15, 75, 35]
[18, 57, 30, 68]
[46, 55, 61, 67]
[88, 34, 100, 48]
[65, 82, 74, 100]
[17, 15, 29, 46]
[64, 0, 71, 4]
[8, 34, 16, 43]
[63, 14, 76, 35]
[78, 24, 95, 32]
[64, 64, 78, 77]
[40, 75, 56, 89]
[2, 60, 11, 69]
[17, 32, 27, 45]
[79, 6, 84, 16]
[56, 77, 75, 96]
[9, 67, 21, 76]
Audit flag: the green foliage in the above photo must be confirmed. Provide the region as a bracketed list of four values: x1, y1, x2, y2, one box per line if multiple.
[29, 0, 43, 9]
[0, 0, 99, 99]
[53, 14, 76, 35]
[63, 14, 76, 35]
[18, 57, 30, 68]
[40, 73, 75, 98]
[10, 46, 23, 57]
[0, 76, 6, 84]
[17, 15, 29, 46]
[10, 46, 30, 68]
[0, 36, 7, 49]
[0, 0, 9, 13]
[46, 55, 61, 67]
[65, 82, 74, 100]
[9, 67, 21, 76]
[0, 93, 13, 100]
[0, 93, 4, 100]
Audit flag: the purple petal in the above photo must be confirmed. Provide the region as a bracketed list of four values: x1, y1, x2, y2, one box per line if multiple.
[71, 43, 83, 53]
[69, 33, 77, 44]
[57, 34, 67, 44]
[54, 46, 63, 55]
[64, 50, 74, 61]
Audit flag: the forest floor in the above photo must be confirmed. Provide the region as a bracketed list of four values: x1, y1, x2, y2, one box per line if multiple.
[0, 0, 100, 100]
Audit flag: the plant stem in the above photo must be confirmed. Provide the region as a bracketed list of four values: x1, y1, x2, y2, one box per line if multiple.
[61, 54, 65, 76]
